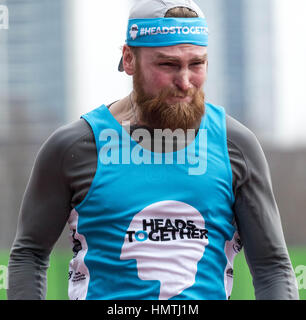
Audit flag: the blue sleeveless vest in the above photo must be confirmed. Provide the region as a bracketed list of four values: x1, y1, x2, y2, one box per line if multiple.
[67, 102, 240, 300]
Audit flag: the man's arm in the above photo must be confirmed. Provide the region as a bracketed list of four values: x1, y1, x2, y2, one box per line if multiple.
[227, 115, 299, 300]
[7, 120, 94, 299]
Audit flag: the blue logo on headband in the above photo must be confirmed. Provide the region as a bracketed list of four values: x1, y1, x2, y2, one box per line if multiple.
[126, 18, 208, 47]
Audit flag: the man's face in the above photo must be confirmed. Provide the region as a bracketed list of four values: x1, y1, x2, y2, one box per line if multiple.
[132, 44, 208, 131]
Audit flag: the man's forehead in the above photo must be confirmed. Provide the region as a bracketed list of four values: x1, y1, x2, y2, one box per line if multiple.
[141, 44, 208, 60]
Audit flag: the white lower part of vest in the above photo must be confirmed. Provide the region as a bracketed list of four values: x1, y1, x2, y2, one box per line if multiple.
[67, 208, 90, 300]
[223, 231, 242, 299]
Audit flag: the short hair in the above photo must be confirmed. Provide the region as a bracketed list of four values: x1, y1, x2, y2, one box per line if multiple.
[164, 6, 198, 18]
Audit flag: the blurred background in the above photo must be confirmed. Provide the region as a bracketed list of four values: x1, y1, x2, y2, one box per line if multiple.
[0, 0, 305, 300]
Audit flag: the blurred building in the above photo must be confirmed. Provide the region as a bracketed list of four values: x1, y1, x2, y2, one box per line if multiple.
[265, 145, 306, 246]
[201, 0, 276, 138]
[0, 0, 67, 249]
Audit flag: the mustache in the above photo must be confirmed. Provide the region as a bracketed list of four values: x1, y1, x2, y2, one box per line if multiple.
[141, 88, 201, 102]
[153, 87, 199, 101]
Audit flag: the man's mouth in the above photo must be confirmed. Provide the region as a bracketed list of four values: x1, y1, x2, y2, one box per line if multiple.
[166, 95, 193, 104]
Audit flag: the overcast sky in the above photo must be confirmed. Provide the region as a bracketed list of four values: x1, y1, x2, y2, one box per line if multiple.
[274, 0, 306, 147]
[67, 0, 134, 120]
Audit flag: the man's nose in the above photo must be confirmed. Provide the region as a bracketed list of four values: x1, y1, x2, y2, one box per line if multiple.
[174, 69, 192, 92]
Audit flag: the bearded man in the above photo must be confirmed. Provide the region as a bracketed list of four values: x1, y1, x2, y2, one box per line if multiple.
[7, 0, 299, 300]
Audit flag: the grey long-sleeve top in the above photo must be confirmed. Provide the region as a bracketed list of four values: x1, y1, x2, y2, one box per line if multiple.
[7, 106, 299, 300]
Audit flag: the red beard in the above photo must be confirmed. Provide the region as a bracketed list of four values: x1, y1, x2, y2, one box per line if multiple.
[133, 64, 205, 132]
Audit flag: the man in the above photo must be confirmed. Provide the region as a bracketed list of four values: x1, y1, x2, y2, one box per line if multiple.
[7, 0, 299, 300]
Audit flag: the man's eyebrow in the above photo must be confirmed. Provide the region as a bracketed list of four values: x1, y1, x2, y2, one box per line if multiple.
[190, 53, 208, 62]
[154, 53, 208, 62]
[154, 53, 180, 61]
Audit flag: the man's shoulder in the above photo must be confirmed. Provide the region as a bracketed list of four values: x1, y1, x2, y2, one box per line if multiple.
[38, 119, 94, 159]
[205, 102, 262, 154]
[225, 114, 268, 170]
[226, 114, 261, 150]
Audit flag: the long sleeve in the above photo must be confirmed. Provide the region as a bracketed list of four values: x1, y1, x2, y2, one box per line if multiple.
[7, 120, 94, 299]
[226, 115, 299, 300]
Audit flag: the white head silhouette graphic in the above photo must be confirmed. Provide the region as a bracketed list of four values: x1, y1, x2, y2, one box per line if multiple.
[129, 24, 139, 40]
[120, 200, 209, 300]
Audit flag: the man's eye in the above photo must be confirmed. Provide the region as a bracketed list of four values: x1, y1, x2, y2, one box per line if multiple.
[159, 63, 176, 67]
[191, 61, 205, 66]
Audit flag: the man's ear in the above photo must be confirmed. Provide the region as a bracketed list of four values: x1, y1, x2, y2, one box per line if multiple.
[122, 45, 136, 75]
